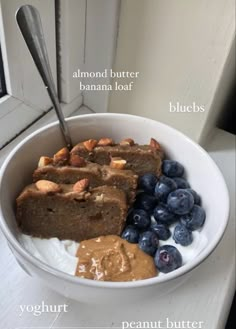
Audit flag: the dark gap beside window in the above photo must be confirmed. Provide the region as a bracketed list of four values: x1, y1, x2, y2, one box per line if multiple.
[0, 45, 7, 98]
[226, 293, 235, 329]
[217, 80, 236, 135]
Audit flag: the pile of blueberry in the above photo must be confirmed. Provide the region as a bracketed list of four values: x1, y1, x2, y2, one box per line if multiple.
[121, 160, 206, 274]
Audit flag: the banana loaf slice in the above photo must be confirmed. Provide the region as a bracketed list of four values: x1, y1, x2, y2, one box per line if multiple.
[33, 162, 138, 204]
[16, 180, 128, 242]
[71, 137, 164, 176]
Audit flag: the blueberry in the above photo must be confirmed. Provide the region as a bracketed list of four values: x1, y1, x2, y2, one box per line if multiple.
[172, 177, 190, 189]
[173, 223, 193, 246]
[162, 160, 184, 177]
[121, 226, 139, 243]
[167, 189, 194, 215]
[186, 188, 201, 205]
[154, 245, 182, 273]
[127, 209, 151, 229]
[138, 231, 159, 256]
[180, 205, 206, 231]
[138, 173, 158, 194]
[134, 192, 157, 212]
[150, 223, 171, 241]
[154, 176, 177, 202]
[153, 203, 177, 225]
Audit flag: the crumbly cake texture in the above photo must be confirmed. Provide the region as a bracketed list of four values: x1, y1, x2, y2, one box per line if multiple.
[33, 163, 138, 204]
[16, 183, 128, 242]
[71, 138, 163, 176]
[16, 137, 163, 243]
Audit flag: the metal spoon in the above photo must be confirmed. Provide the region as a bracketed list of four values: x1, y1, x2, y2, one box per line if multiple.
[16, 5, 73, 150]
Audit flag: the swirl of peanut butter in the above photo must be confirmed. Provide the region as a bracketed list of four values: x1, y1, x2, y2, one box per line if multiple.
[75, 235, 157, 281]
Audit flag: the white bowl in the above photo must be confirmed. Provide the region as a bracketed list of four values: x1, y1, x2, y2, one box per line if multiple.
[0, 113, 229, 303]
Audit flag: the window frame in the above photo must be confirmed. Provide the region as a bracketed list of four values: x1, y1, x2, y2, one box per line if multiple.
[0, 0, 120, 149]
[0, 0, 58, 148]
[58, 0, 120, 112]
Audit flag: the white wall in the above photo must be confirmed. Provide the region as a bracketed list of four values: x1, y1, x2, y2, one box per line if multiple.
[108, 0, 235, 143]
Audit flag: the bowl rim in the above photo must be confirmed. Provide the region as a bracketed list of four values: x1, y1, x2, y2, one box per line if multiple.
[0, 113, 230, 288]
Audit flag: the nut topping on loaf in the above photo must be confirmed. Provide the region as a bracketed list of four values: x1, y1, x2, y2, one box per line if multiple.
[150, 138, 162, 152]
[97, 138, 114, 146]
[71, 137, 163, 176]
[73, 178, 90, 193]
[16, 183, 128, 242]
[83, 139, 98, 151]
[35, 180, 62, 194]
[53, 147, 70, 166]
[38, 156, 53, 167]
[110, 157, 127, 170]
[33, 161, 137, 203]
[120, 138, 135, 146]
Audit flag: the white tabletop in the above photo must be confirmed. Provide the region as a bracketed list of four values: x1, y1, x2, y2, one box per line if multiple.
[0, 110, 235, 329]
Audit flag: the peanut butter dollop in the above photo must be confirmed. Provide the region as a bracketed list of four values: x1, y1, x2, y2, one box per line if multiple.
[75, 235, 157, 281]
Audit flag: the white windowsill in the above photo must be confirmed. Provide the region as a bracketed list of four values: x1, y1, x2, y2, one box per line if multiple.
[0, 101, 89, 164]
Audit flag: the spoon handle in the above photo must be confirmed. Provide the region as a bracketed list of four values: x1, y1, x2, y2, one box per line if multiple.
[16, 5, 73, 150]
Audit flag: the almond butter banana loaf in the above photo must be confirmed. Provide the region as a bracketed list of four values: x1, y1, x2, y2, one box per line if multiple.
[70, 137, 164, 176]
[33, 156, 138, 204]
[16, 180, 128, 242]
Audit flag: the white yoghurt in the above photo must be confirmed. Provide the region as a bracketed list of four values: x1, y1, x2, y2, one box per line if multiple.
[20, 234, 79, 275]
[159, 226, 208, 265]
[19, 228, 208, 277]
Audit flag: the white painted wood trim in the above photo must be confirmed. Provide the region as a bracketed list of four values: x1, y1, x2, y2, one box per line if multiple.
[0, 98, 87, 161]
[83, 0, 120, 113]
[0, 0, 57, 111]
[0, 94, 46, 149]
[58, 0, 120, 113]
[199, 36, 236, 145]
[58, 0, 86, 103]
[108, 0, 235, 143]
[0, 0, 58, 147]
[0, 94, 22, 119]
[0, 93, 83, 149]
[0, 95, 44, 148]
[0, 0, 120, 148]
[0, 100, 44, 148]
[61, 93, 83, 118]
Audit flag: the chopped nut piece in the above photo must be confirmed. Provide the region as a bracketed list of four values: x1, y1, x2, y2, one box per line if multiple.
[110, 157, 127, 170]
[35, 180, 61, 194]
[120, 138, 135, 146]
[69, 154, 86, 167]
[38, 156, 53, 167]
[97, 138, 114, 146]
[83, 139, 98, 151]
[95, 193, 104, 202]
[150, 138, 162, 151]
[73, 178, 90, 193]
[53, 147, 70, 165]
